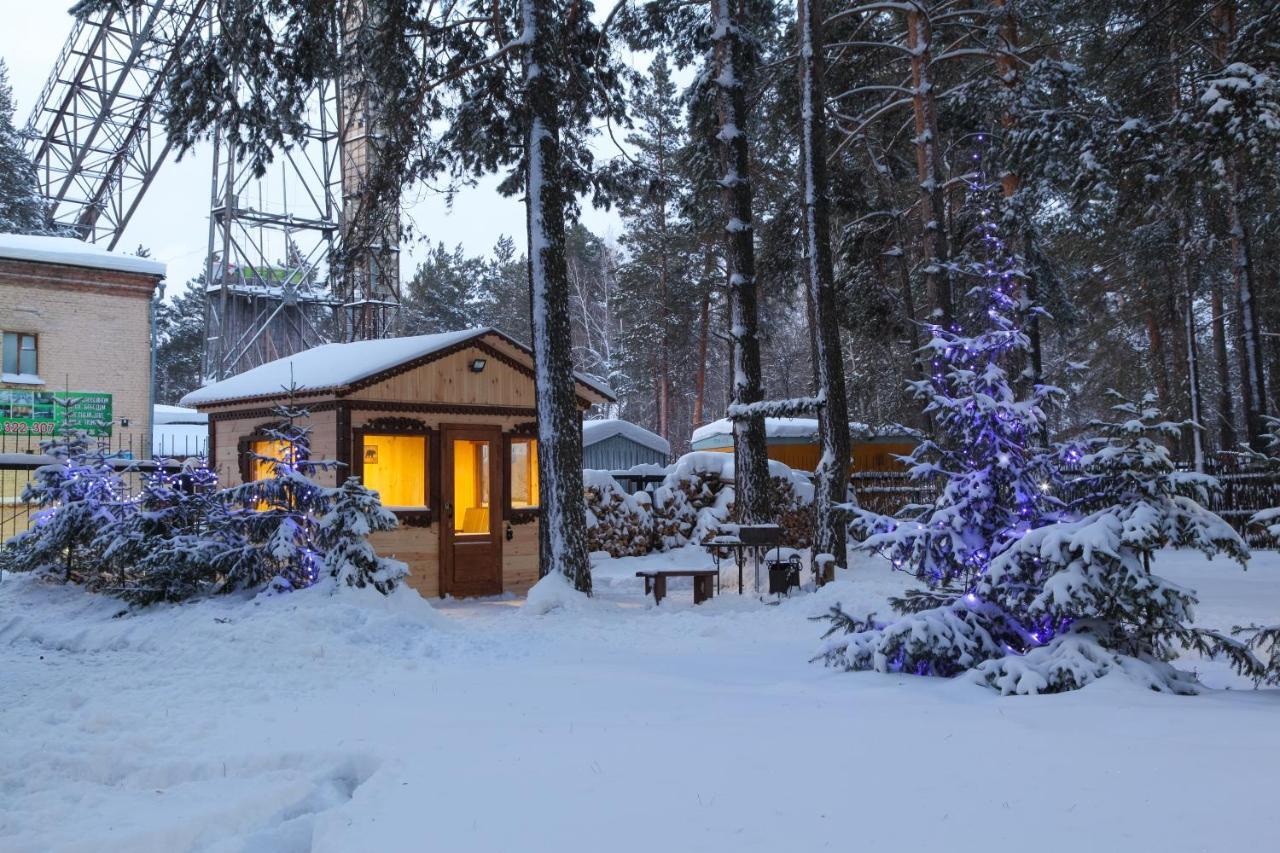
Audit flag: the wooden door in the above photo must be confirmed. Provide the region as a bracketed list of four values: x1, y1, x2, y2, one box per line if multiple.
[440, 425, 504, 596]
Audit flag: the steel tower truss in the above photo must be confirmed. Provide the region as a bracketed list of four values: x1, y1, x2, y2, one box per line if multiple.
[203, 79, 345, 380]
[24, 0, 209, 247]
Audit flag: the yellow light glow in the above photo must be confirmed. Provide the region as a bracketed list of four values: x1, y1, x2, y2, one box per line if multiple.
[510, 438, 539, 508]
[362, 434, 427, 508]
[250, 439, 291, 482]
[453, 438, 491, 533]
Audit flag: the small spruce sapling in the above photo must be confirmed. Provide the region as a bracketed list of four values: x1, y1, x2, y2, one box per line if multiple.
[221, 392, 336, 590]
[0, 433, 125, 583]
[317, 477, 408, 593]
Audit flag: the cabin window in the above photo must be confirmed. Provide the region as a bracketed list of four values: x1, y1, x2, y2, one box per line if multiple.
[2, 332, 38, 377]
[509, 437, 539, 509]
[453, 438, 491, 533]
[360, 433, 428, 509]
[248, 439, 292, 482]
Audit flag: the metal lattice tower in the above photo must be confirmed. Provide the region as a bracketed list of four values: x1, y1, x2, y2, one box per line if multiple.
[27, 1, 403, 381]
[24, 0, 209, 247]
[202, 76, 345, 380]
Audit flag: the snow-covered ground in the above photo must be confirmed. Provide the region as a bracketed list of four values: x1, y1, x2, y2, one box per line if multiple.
[2, 547, 1277, 852]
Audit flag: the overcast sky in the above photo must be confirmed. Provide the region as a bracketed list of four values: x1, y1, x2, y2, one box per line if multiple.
[0, 3, 624, 293]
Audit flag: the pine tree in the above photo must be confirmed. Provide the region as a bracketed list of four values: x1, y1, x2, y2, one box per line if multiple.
[317, 477, 408, 593]
[616, 51, 694, 444]
[154, 279, 207, 405]
[797, 0, 852, 577]
[401, 242, 487, 334]
[0, 59, 46, 233]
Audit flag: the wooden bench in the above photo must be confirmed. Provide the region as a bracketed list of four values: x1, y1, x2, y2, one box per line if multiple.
[636, 568, 720, 605]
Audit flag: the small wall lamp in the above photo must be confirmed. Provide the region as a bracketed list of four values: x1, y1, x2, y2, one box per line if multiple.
[469, 358, 488, 373]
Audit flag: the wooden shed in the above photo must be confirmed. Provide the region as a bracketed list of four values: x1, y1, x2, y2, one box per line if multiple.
[181, 328, 614, 598]
[581, 419, 670, 471]
[689, 417, 919, 473]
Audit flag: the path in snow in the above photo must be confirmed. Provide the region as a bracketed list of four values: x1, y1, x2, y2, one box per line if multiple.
[2, 548, 1278, 852]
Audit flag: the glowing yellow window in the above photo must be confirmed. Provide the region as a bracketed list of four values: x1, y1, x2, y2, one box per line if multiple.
[510, 437, 539, 509]
[361, 434, 427, 509]
[453, 438, 491, 533]
[249, 439, 292, 482]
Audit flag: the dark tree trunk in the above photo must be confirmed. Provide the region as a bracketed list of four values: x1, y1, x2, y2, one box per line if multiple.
[906, 2, 952, 327]
[1211, 272, 1236, 451]
[1212, 0, 1267, 449]
[711, 0, 770, 524]
[994, 0, 1042, 394]
[798, 0, 851, 578]
[694, 252, 712, 427]
[523, 0, 590, 592]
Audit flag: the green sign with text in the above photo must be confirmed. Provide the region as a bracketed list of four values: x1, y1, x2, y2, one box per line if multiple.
[0, 390, 114, 437]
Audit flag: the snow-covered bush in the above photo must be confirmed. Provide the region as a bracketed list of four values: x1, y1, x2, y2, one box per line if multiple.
[583, 470, 653, 557]
[0, 433, 127, 583]
[317, 477, 408, 594]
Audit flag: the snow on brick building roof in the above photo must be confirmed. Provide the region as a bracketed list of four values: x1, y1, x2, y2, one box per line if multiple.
[0, 233, 167, 277]
[581, 419, 671, 456]
[181, 327, 614, 407]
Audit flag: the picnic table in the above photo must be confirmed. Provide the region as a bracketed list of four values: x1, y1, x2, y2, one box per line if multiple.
[635, 568, 720, 605]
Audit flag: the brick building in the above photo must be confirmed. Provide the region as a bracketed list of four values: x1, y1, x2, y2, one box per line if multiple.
[0, 234, 166, 456]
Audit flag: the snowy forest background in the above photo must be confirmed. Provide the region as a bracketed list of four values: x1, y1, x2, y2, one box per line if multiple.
[4, 1, 1279, 461]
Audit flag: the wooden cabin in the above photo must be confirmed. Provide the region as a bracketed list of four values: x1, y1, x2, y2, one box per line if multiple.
[689, 417, 919, 473]
[182, 328, 614, 597]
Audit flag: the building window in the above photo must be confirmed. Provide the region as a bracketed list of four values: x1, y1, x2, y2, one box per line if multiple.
[361, 433, 428, 510]
[2, 332, 38, 377]
[248, 438, 292, 482]
[453, 438, 491, 533]
[510, 437, 539, 509]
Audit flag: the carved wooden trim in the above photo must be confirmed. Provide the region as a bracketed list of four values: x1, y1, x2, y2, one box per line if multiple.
[363, 416, 430, 432]
[351, 401, 540, 417]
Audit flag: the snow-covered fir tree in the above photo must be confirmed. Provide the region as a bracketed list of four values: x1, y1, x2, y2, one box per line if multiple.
[317, 477, 408, 594]
[819, 136, 1064, 677]
[974, 393, 1248, 693]
[0, 433, 125, 583]
[221, 396, 336, 591]
[0, 59, 47, 233]
[99, 464, 232, 604]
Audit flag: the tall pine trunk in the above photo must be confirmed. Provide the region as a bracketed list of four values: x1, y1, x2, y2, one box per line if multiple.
[711, 0, 770, 524]
[523, 0, 590, 592]
[694, 251, 712, 428]
[906, 1, 952, 326]
[798, 0, 851, 577]
[1211, 270, 1236, 451]
[1212, 0, 1267, 449]
[994, 0, 1043, 395]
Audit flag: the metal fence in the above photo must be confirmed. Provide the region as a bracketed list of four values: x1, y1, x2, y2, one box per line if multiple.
[849, 462, 1280, 549]
[0, 432, 195, 544]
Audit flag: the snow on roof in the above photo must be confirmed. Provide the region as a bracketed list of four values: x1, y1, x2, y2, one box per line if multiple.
[690, 417, 920, 447]
[581, 419, 671, 456]
[0, 233, 166, 277]
[181, 328, 614, 407]
[153, 404, 208, 425]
